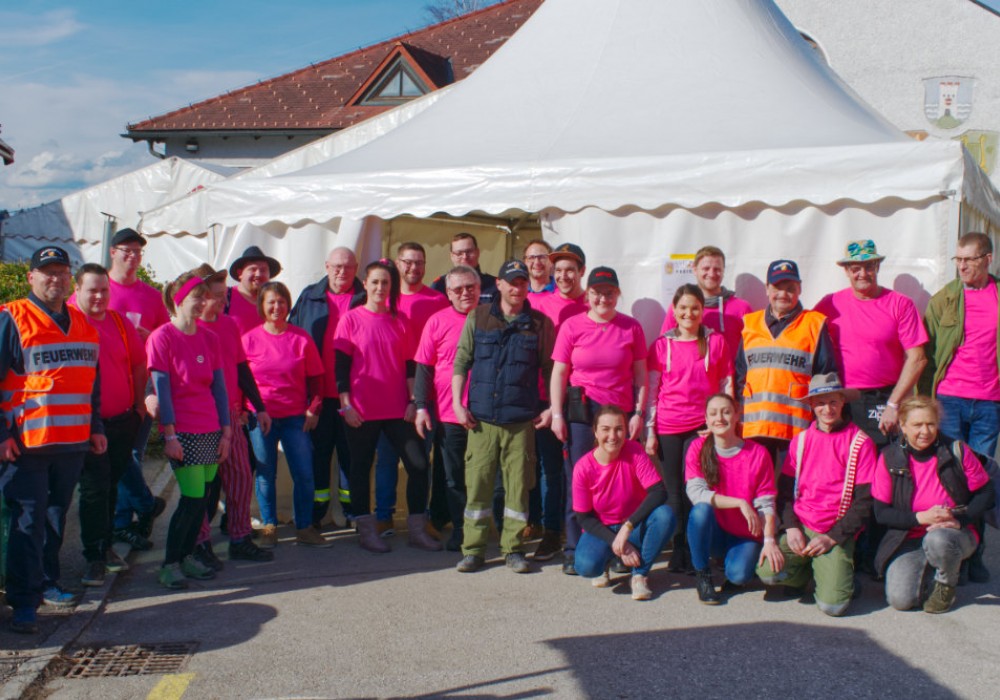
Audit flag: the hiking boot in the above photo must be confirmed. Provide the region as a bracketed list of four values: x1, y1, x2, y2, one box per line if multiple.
[158, 563, 189, 590]
[532, 530, 562, 561]
[631, 574, 653, 601]
[562, 554, 578, 576]
[296, 527, 333, 548]
[923, 581, 957, 614]
[105, 549, 129, 573]
[229, 536, 274, 562]
[181, 554, 216, 580]
[257, 524, 278, 549]
[114, 525, 152, 551]
[506, 552, 531, 574]
[81, 560, 106, 587]
[10, 607, 38, 634]
[193, 542, 224, 571]
[696, 569, 721, 605]
[136, 496, 167, 538]
[457, 554, 485, 573]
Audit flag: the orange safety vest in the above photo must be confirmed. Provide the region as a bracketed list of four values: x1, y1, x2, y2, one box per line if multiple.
[741, 309, 826, 441]
[0, 299, 100, 450]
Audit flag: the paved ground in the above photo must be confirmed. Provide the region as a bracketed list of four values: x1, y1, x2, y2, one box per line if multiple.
[2, 461, 999, 699]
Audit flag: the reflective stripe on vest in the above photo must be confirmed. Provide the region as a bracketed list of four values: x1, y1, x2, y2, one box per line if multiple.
[741, 309, 825, 441]
[0, 299, 99, 449]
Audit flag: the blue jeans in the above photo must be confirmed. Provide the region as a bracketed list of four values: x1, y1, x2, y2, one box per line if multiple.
[687, 502, 761, 585]
[113, 413, 155, 529]
[574, 505, 675, 577]
[251, 415, 315, 530]
[532, 426, 564, 531]
[937, 394, 1000, 458]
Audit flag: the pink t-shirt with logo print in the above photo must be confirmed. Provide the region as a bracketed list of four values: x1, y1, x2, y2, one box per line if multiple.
[333, 307, 414, 421]
[685, 436, 776, 541]
[572, 441, 663, 526]
[320, 290, 351, 398]
[783, 422, 877, 534]
[146, 323, 222, 434]
[414, 306, 469, 424]
[242, 324, 324, 419]
[198, 315, 246, 410]
[552, 312, 647, 411]
[660, 295, 752, 365]
[647, 331, 732, 434]
[937, 284, 1000, 400]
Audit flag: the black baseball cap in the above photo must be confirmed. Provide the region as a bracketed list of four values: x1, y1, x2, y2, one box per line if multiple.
[587, 266, 620, 289]
[30, 246, 71, 270]
[498, 259, 530, 282]
[110, 228, 146, 248]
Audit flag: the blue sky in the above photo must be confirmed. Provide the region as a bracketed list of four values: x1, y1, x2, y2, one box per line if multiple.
[0, 1, 468, 210]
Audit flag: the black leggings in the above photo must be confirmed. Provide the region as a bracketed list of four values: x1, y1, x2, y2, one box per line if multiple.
[657, 428, 702, 539]
[164, 494, 206, 566]
[347, 419, 429, 516]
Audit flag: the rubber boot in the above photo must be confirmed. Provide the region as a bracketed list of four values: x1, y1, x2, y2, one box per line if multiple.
[407, 513, 443, 552]
[356, 514, 390, 553]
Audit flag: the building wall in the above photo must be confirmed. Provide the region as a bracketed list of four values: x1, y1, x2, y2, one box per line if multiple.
[777, 0, 1000, 185]
[160, 133, 328, 167]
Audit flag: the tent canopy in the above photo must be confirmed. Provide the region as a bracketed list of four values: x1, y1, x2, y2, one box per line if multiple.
[198, 0, 995, 228]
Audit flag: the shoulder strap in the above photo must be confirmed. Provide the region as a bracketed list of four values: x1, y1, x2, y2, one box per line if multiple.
[836, 430, 869, 519]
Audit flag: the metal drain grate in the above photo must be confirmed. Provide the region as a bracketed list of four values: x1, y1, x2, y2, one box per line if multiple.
[62, 642, 198, 678]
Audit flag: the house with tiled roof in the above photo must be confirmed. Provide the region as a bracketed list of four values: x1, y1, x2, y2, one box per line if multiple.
[0, 129, 13, 166]
[123, 0, 542, 168]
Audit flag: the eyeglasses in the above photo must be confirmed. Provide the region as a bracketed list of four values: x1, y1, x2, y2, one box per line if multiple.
[588, 288, 617, 299]
[524, 254, 549, 262]
[448, 284, 479, 294]
[397, 258, 425, 268]
[451, 248, 477, 258]
[113, 247, 143, 259]
[952, 253, 989, 264]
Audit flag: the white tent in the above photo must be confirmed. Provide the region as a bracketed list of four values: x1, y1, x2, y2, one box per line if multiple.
[1, 157, 230, 280]
[152, 0, 1000, 333]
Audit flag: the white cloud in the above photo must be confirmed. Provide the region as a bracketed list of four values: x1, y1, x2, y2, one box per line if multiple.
[0, 9, 84, 48]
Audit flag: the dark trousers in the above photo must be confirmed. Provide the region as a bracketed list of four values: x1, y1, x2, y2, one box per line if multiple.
[79, 412, 140, 562]
[657, 427, 701, 542]
[311, 397, 352, 524]
[531, 426, 564, 531]
[428, 427, 449, 528]
[439, 422, 469, 530]
[346, 419, 429, 516]
[563, 421, 594, 553]
[1, 451, 85, 610]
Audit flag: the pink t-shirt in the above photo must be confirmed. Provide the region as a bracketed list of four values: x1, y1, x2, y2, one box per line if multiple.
[68, 278, 169, 337]
[572, 441, 663, 525]
[146, 323, 222, 434]
[532, 292, 588, 336]
[414, 306, 469, 424]
[398, 286, 449, 341]
[783, 423, 877, 534]
[685, 436, 776, 541]
[320, 290, 351, 398]
[814, 288, 928, 390]
[226, 287, 262, 336]
[333, 307, 413, 421]
[242, 324, 324, 419]
[198, 315, 246, 410]
[872, 444, 990, 539]
[80, 311, 146, 419]
[647, 331, 732, 433]
[660, 294, 752, 365]
[552, 312, 648, 410]
[937, 284, 1000, 400]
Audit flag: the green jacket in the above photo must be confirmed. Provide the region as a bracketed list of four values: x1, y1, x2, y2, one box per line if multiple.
[921, 275, 1000, 396]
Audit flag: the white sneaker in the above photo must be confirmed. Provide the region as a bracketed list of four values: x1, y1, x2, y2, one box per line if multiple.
[631, 574, 652, 601]
[592, 569, 612, 588]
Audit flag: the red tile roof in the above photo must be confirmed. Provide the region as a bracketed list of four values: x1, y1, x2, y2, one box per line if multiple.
[126, 0, 543, 135]
[0, 136, 13, 166]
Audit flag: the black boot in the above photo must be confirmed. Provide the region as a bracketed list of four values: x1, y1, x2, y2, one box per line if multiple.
[696, 568, 721, 605]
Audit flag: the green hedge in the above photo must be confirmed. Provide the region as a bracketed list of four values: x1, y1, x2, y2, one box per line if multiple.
[0, 260, 161, 305]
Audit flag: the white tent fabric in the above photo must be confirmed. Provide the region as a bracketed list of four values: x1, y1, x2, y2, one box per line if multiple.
[2, 157, 228, 278]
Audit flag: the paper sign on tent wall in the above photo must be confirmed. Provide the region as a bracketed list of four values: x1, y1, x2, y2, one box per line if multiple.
[660, 254, 696, 310]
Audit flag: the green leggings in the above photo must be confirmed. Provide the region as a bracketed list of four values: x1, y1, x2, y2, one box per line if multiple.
[174, 464, 218, 498]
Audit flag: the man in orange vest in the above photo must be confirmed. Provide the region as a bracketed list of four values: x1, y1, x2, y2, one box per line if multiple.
[0, 246, 106, 634]
[735, 259, 836, 469]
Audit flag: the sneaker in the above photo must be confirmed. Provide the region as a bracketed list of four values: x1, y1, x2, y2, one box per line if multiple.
[592, 568, 612, 588]
[158, 563, 189, 590]
[42, 586, 79, 608]
[10, 608, 38, 634]
[180, 554, 216, 580]
[113, 526, 152, 551]
[296, 527, 333, 548]
[631, 574, 653, 601]
[695, 569, 721, 605]
[136, 496, 167, 538]
[376, 520, 395, 539]
[445, 529, 464, 552]
[562, 554, 578, 576]
[257, 524, 278, 549]
[229, 536, 274, 562]
[456, 554, 485, 573]
[505, 552, 531, 574]
[532, 530, 562, 561]
[923, 581, 957, 614]
[193, 542, 224, 572]
[105, 549, 129, 573]
[81, 560, 106, 587]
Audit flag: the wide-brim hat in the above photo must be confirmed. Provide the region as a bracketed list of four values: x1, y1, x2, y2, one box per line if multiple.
[837, 239, 885, 266]
[229, 246, 281, 280]
[798, 372, 860, 404]
[191, 263, 227, 285]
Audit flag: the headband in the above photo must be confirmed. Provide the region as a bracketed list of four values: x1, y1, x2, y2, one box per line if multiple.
[173, 277, 203, 307]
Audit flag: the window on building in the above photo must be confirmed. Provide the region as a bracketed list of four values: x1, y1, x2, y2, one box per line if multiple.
[360, 58, 430, 105]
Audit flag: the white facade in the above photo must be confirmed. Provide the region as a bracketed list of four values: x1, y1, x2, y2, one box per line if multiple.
[778, 0, 1000, 186]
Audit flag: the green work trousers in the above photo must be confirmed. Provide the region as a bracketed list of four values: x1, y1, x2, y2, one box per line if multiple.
[757, 527, 855, 616]
[462, 420, 536, 557]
